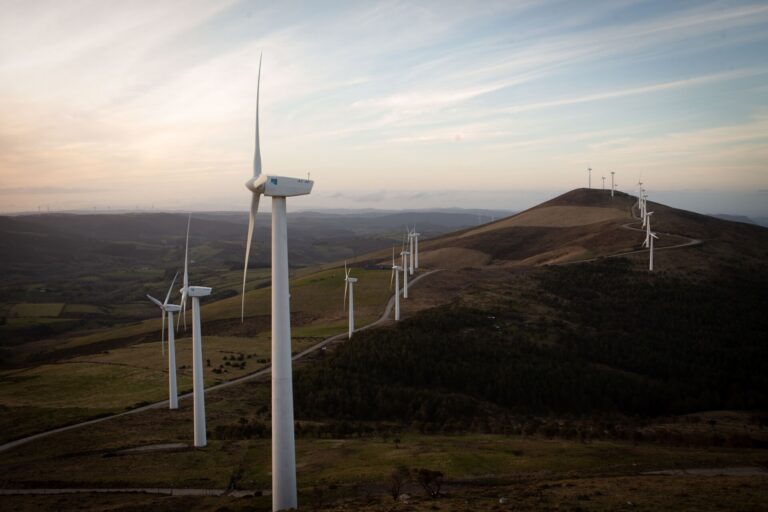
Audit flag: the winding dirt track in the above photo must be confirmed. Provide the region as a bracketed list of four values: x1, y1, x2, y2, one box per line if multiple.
[0, 269, 442, 455]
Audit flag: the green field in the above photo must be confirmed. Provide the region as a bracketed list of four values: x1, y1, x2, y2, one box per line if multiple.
[0, 264, 396, 442]
[8, 302, 65, 318]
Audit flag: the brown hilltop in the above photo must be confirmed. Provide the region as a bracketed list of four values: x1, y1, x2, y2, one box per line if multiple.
[410, 188, 768, 270]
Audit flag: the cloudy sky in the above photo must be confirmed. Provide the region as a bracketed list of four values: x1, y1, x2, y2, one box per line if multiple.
[1, 0, 767, 215]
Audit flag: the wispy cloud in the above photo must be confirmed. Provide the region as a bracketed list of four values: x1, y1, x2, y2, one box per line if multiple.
[503, 68, 768, 114]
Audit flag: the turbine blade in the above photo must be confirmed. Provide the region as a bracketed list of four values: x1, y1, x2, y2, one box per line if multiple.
[182, 214, 190, 332]
[253, 53, 262, 178]
[163, 271, 179, 306]
[241, 192, 261, 322]
[178, 291, 187, 333]
[343, 280, 348, 311]
[161, 311, 166, 356]
[390, 267, 395, 290]
[147, 294, 163, 308]
[344, 260, 348, 278]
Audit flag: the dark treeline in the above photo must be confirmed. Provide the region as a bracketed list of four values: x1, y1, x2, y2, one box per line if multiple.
[294, 259, 768, 425]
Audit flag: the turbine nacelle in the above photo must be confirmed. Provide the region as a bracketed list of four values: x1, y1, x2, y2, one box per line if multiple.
[187, 286, 212, 298]
[346, 277, 358, 284]
[248, 173, 313, 197]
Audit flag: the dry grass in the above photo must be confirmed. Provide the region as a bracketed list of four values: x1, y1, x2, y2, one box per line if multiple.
[417, 247, 491, 269]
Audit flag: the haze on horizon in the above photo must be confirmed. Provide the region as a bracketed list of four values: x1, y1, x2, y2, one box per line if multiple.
[0, 0, 767, 216]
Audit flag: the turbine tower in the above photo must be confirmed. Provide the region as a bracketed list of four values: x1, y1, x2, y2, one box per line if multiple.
[178, 217, 212, 447]
[241, 55, 313, 512]
[649, 230, 659, 271]
[643, 211, 654, 248]
[343, 261, 357, 339]
[412, 227, 421, 269]
[400, 239, 410, 300]
[641, 193, 649, 228]
[408, 227, 415, 276]
[146, 272, 180, 409]
[602, 176, 605, 191]
[611, 171, 615, 197]
[390, 247, 401, 321]
[587, 167, 592, 188]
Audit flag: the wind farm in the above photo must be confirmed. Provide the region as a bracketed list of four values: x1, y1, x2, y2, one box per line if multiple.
[1, 2, 768, 512]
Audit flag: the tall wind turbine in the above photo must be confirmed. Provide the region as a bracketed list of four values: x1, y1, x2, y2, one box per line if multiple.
[343, 261, 357, 339]
[587, 167, 592, 188]
[610, 171, 615, 197]
[146, 272, 180, 409]
[178, 218, 212, 447]
[241, 55, 313, 512]
[390, 247, 401, 321]
[601, 176, 606, 191]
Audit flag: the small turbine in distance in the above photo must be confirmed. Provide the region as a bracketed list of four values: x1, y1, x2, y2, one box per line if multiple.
[649, 230, 659, 271]
[390, 247, 401, 321]
[400, 235, 410, 299]
[343, 261, 357, 339]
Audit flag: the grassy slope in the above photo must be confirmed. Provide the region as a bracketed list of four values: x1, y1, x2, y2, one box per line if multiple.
[0, 266, 392, 443]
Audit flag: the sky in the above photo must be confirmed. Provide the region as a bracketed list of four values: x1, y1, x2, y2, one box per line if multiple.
[0, 0, 767, 216]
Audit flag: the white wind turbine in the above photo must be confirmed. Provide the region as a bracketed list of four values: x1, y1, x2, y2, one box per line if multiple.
[408, 227, 415, 276]
[400, 236, 410, 299]
[343, 261, 357, 339]
[241, 55, 313, 512]
[146, 272, 180, 409]
[641, 191, 648, 227]
[587, 166, 592, 188]
[601, 175, 606, 191]
[643, 211, 654, 248]
[390, 247, 401, 321]
[178, 217, 212, 448]
[649, 228, 659, 271]
[611, 171, 616, 197]
[412, 226, 421, 269]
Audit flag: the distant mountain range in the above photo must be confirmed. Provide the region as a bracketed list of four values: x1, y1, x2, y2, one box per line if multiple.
[712, 214, 768, 227]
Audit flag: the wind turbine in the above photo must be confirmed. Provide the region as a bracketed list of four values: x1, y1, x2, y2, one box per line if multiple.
[241, 55, 313, 512]
[643, 211, 654, 248]
[390, 247, 401, 321]
[641, 193, 649, 228]
[649, 229, 659, 271]
[343, 261, 357, 339]
[178, 217, 212, 447]
[408, 227, 415, 276]
[587, 167, 592, 188]
[602, 176, 606, 191]
[400, 236, 410, 299]
[611, 171, 615, 197]
[412, 227, 421, 269]
[146, 272, 180, 409]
